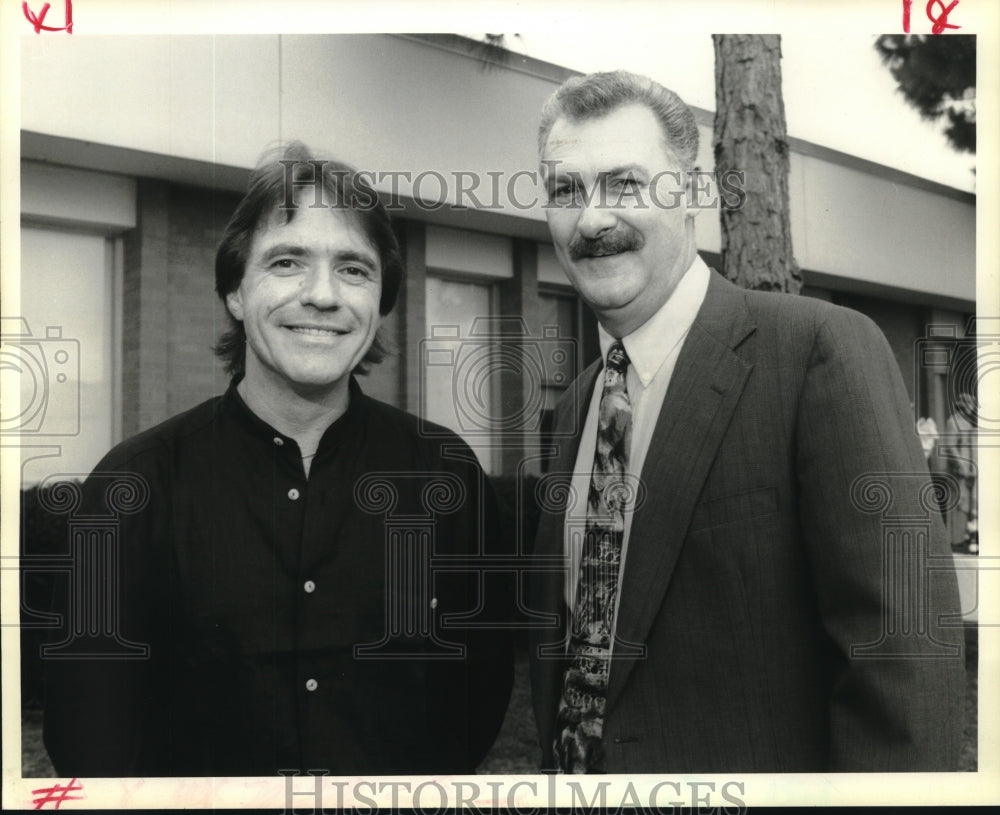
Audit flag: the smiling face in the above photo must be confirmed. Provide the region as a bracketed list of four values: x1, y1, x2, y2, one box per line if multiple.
[225, 204, 382, 404]
[542, 103, 699, 338]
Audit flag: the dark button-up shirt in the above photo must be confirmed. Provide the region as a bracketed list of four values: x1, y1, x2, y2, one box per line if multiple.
[44, 378, 513, 776]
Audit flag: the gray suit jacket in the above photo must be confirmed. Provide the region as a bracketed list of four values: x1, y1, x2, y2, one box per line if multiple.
[529, 269, 965, 772]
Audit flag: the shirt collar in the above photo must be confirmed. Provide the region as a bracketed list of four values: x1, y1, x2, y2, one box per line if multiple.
[223, 374, 367, 452]
[598, 253, 711, 387]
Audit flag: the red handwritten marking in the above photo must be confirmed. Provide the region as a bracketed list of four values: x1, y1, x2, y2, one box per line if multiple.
[926, 0, 960, 34]
[22, 0, 73, 34]
[21, 1, 50, 32]
[902, 0, 913, 32]
[30, 779, 84, 810]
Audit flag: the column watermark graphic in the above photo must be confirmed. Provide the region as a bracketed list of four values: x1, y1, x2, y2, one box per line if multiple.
[534, 470, 648, 661]
[36, 473, 151, 659]
[850, 472, 964, 658]
[352, 471, 469, 659]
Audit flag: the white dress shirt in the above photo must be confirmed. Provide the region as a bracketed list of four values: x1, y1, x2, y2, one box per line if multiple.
[563, 254, 711, 621]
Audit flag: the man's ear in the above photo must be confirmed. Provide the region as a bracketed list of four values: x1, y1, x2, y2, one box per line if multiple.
[226, 290, 245, 321]
[683, 166, 704, 220]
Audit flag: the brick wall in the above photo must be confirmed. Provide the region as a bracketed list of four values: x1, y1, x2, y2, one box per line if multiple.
[400, 221, 428, 417]
[122, 180, 170, 437]
[122, 181, 236, 435]
[166, 185, 240, 416]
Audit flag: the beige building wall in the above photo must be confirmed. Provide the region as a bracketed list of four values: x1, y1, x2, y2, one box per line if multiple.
[17, 34, 977, 475]
[22, 33, 975, 308]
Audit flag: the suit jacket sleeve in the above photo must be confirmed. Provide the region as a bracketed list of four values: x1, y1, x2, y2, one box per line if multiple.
[794, 307, 965, 770]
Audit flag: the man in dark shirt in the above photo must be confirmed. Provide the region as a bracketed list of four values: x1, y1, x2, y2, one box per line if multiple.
[43, 143, 513, 776]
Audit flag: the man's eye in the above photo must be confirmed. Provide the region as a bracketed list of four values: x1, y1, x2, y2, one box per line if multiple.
[551, 184, 577, 203]
[612, 177, 641, 191]
[341, 265, 373, 280]
[270, 258, 300, 271]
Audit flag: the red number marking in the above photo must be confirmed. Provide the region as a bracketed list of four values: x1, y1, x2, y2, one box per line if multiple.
[926, 0, 960, 34]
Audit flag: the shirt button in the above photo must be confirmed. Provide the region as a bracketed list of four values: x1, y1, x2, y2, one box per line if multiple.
[430, 597, 438, 609]
[304, 580, 316, 594]
[288, 488, 300, 500]
[305, 678, 318, 692]
[273, 436, 284, 446]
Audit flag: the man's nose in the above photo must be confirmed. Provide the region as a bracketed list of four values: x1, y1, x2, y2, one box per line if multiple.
[299, 267, 341, 309]
[575, 189, 618, 239]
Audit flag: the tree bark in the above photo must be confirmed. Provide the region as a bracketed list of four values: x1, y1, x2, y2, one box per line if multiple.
[713, 34, 801, 293]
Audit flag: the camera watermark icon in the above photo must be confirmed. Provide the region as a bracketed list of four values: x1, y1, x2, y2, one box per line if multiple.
[915, 316, 999, 442]
[419, 316, 577, 437]
[0, 317, 80, 436]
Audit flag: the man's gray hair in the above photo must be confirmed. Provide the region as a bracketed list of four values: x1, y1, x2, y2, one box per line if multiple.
[538, 70, 699, 170]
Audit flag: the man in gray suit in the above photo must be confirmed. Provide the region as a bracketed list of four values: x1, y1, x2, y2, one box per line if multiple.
[528, 70, 965, 773]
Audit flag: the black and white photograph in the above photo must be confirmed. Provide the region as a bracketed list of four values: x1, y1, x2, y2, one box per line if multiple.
[1, 0, 996, 809]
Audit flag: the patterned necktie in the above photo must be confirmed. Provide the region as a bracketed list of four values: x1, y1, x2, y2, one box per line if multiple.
[554, 340, 632, 773]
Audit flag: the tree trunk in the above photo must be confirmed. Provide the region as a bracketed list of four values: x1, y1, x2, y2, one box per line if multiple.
[713, 34, 801, 293]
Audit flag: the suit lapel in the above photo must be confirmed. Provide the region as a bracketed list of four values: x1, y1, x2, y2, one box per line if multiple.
[606, 271, 757, 710]
[529, 358, 601, 759]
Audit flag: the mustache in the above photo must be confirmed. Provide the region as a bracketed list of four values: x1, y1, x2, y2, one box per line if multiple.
[568, 229, 644, 261]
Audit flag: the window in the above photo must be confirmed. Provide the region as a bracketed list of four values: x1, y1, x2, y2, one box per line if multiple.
[423, 274, 497, 473]
[537, 287, 580, 470]
[538, 288, 579, 410]
[11, 226, 121, 486]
